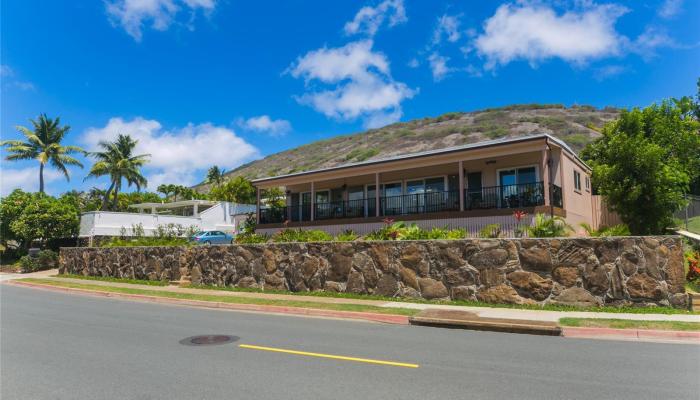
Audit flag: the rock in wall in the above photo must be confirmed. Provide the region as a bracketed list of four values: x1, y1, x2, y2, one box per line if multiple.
[59, 236, 688, 308]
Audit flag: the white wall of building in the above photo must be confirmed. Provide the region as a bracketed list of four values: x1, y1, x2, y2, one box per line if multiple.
[79, 202, 256, 237]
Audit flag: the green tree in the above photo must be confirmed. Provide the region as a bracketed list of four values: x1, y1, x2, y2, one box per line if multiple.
[582, 95, 700, 234]
[263, 187, 286, 208]
[1, 114, 85, 193]
[157, 184, 177, 199]
[0, 189, 32, 248]
[84, 134, 150, 210]
[0, 190, 80, 249]
[206, 166, 226, 186]
[114, 191, 162, 211]
[209, 176, 256, 204]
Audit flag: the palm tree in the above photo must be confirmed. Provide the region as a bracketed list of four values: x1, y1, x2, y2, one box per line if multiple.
[84, 134, 150, 210]
[1, 114, 85, 193]
[206, 165, 226, 186]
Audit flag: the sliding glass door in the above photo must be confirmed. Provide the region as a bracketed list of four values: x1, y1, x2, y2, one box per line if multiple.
[498, 166, 537, 207]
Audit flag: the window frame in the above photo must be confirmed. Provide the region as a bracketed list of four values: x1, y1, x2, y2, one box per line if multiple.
[573, 170, 582, 192]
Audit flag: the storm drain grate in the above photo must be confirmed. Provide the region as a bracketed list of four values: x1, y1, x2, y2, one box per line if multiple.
[180, 335, 239, 346]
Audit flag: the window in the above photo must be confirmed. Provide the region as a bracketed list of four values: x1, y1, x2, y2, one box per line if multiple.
[574, 171, 582, 191]
[585, 176, 590, 191]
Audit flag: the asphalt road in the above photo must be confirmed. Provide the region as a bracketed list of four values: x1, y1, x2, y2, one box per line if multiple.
[2, 284, 698, 400]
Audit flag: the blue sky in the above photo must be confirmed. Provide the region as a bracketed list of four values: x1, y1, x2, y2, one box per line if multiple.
[1, 0, 698, 195]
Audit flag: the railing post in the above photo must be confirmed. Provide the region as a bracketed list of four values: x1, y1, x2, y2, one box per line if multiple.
[256, 187, 261, 224]
[458, 161, 464, 212]
[375, 172, 380, 217]
[310, 181, 315, 221]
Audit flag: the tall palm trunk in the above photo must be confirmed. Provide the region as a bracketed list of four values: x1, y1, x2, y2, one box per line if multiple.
[102, 180, 115, 211]
[112, 181, 121, 211]
[39, 163, 45, 194]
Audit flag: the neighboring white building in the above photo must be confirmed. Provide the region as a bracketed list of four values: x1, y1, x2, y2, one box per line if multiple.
[79, 200, 256, 238]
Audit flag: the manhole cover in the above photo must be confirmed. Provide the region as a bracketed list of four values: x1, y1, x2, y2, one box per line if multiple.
[179, 335, 238, 346]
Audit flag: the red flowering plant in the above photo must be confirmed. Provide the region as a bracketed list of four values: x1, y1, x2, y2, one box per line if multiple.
[686, 251, 700, 283]
[512, 210, 528, 238]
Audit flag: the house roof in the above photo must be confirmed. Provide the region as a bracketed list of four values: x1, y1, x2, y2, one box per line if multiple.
[252, 133, 590, 184]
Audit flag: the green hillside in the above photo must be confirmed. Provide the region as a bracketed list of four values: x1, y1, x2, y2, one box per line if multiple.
[196, 104, 620, 189]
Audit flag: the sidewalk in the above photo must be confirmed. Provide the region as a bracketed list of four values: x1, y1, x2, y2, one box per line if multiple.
[16, 273, 700, 323]
[0, 268, 56, 282]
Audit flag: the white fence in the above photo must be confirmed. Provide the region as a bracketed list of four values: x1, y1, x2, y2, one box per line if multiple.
[79, 202, 255, 237]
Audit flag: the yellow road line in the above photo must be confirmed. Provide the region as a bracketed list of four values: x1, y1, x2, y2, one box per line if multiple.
[238, 344, 419, 368]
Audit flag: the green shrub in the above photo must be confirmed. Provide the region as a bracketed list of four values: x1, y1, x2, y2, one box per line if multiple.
[335, 230, 359, 242]
[235, 232, 270, 244]
[364, 221, 466, 241]
[580, 223, 631, 237]
[102, 237, 191, 247]
[525, 214, 572, 237]
[354, 148, 380, 162]
[19, 249, 58, 273]
[271, 228, 332, 243]
[478, 224, 502, 238]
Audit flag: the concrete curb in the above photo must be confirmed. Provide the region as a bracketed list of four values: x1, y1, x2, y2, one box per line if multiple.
[562, 327, 700, 344]
[408, 309, 561, 336]
[5, 281, 409, 325]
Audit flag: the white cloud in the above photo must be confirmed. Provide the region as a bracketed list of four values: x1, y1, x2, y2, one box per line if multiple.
[658, 0, 683, 19]
[82, 117, 259, 188]
[344, 0, 407, 37]
[432, 14, 461, 45]
[105, 0, 216, 42]
[407, 58, 420, 68]
[474, 3, 628, 69]
[0, 64, 36, 91]
[428, 53, 453, 81]
[633, 26, 676, 58]
[1, 166, 63, 195]
[9, 81, 36, 91]
[593, 64, 627, 80]
[239, 115, 291, 136]
[1, 64, 13, 77]
[288, 40, 416, 128]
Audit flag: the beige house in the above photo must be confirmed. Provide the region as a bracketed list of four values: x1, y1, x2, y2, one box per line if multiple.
[252, 134, 599, 236]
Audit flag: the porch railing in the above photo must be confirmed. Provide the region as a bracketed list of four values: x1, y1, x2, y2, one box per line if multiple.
[259, 181, 562, 224]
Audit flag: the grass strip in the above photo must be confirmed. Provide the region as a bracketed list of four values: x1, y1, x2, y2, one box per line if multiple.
[685, 282, 699, 294]
[47, 276, 697, 315]
[56, 274, 168, 286]
[17, 278, 418, 317]
[559, 317, 700, 331]
[186, 283, 697, 315]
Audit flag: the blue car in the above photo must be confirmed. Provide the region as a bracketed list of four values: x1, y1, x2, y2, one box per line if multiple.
[190, 230, 234, 245]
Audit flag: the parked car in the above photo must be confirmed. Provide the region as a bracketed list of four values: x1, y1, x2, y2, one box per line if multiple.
[190, 230, 234, 245]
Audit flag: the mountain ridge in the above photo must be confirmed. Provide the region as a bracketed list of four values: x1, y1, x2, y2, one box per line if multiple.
[195, 104, 620, 190]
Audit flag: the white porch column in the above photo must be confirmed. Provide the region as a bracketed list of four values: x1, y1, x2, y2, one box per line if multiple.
[310, 181, 315, 221]
[375, 172, 380, 217]
[458, 160, 465, 212]
[193, 203, 199, 217]
[150, 206, 156, 214]
[256, 187, 261, 224]
[542, 148, 550, 206]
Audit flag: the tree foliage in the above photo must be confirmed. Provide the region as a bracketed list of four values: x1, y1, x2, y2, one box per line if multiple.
[157, 184, 208, 201]
[0, 190, 80, 249]
[206, 165, 226, 186]
[0, 114, 85, 193]
[209, 176, 256, 204]
[581, 89, 700, 234]
[84, 134, 150, 210]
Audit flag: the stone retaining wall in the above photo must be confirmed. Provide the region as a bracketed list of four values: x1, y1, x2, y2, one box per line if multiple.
[59, 236, 688, 308]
